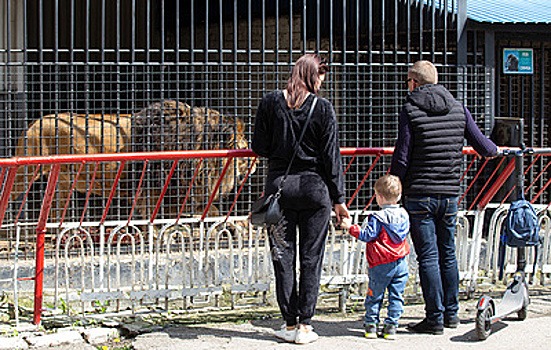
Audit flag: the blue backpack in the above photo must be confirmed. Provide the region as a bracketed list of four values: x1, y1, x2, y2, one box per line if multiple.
[497, 198, 542, 280]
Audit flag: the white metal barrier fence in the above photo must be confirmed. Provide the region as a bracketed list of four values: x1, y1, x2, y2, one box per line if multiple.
[0, 147, 550, 324]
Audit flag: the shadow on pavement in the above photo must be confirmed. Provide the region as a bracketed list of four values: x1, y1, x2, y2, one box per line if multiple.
[158, 317, 367, 343]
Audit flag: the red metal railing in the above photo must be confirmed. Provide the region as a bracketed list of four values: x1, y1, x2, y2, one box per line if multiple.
[0, 146, 550, 324]
[0, 149, 256, 324]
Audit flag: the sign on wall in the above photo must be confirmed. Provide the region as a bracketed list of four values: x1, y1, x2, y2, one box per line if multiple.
[503, 48, 533, 74]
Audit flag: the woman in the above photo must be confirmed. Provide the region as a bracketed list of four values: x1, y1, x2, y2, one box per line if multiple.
[252, 54, 349, 344]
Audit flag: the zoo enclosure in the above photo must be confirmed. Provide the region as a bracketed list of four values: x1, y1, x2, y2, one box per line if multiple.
[0, 146, 550, 325]
[1, 0, 510, 224]
[1, 0, 550, 325]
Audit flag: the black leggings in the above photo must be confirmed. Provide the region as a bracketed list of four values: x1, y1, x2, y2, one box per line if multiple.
[267, 172, 332, 326]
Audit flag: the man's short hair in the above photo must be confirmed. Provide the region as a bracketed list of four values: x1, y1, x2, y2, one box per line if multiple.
[374, 174, 402, 202]
[409, 60, 438, 85]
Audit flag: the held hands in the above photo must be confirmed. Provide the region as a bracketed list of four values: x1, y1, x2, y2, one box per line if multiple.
[340, 216, 352, 231]
[333, 203, 350, 226]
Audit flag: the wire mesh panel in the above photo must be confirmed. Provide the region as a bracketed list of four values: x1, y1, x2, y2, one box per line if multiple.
[0, 0, 479, 225]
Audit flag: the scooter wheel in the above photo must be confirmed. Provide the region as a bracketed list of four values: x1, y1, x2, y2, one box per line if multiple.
[517, 306, 527, 320]
[476, 303, 494, 340]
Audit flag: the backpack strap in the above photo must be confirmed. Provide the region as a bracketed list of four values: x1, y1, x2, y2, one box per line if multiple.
[498, 234, 542, 282]
[498, 239, 506, 281]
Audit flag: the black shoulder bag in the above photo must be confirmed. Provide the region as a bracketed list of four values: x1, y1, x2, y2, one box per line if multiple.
[250, 96, 318, 226]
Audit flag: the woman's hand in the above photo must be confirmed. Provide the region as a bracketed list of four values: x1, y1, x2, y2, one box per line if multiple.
[333, 203, 350, 225]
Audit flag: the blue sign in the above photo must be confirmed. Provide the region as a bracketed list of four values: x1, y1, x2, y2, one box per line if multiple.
[503, 48, 533, 74]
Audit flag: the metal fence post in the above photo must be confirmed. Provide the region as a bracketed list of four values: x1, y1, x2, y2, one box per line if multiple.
[33, 164, 60, 325]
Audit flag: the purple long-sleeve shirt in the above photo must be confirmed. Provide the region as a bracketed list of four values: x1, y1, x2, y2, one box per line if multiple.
[391, 106, 498, 180]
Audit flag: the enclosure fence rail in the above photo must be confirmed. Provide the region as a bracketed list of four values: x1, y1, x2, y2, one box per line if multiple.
[0, 147, 550, 324]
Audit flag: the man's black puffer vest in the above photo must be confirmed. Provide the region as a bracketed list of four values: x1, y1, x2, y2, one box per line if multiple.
[403, 84, 466, 196]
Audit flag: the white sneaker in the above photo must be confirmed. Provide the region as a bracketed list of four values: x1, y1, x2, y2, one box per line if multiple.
[294, 324, 319, 344]
[274, 324, 297, 342]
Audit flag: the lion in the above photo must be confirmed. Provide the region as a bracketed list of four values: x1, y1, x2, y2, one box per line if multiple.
[12, 100, 254, 221]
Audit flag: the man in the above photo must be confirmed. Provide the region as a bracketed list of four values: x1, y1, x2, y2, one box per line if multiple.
[390, 60, 498, 334]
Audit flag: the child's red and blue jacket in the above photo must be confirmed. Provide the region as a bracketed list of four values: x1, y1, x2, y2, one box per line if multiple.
[348, 204, 410, 268]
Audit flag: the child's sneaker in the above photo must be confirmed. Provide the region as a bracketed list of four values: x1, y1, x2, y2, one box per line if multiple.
[364, 323, 378, 339]
[294, 324, 319, 344]
[274, 324, 297, 343]
[382, 324, 397, 340]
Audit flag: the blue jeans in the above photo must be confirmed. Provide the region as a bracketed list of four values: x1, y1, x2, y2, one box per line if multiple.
[364, 257, 409, 326]
[404, 195, 459, 325]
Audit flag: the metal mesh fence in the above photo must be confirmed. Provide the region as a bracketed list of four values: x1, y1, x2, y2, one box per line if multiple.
[0, 0, 520, 226]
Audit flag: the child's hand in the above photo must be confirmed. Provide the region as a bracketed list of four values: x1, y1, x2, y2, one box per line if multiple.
[340, 216, 352, 230]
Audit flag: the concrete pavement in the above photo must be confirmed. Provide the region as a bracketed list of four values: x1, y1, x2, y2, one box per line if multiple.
[130, 292, 551, 350]
[131, 314, 551, 350]
[7, 288, 549, 349]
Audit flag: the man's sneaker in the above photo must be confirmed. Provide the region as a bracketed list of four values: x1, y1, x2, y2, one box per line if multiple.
[407, 319, 444, 335]
[364, 323, 378, 339]
[294, 324, 319, 344]
[274, 324, 297, 343]
[382, 324, 397, 340]
[444, 315, 460, 328]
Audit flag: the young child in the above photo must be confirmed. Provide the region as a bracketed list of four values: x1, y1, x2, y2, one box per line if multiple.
[341, 174, 410, 340]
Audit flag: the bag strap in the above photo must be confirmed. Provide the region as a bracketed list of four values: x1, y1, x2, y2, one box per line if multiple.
[275, 96, 318, 197]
